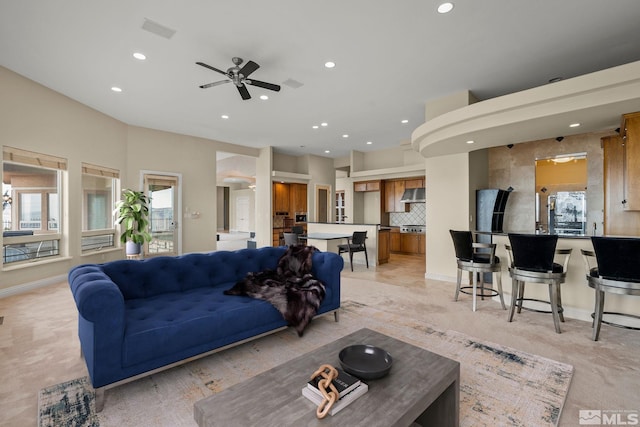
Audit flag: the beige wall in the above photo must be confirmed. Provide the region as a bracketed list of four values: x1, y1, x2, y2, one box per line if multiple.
[425, 153, 471, 280]
[1, 66, 128, 290]
[0, 66, 267, 292]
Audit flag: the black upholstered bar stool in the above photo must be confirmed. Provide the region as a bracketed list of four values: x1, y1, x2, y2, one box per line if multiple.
[586, 237, 640, 341]
[450, 230, 506, 312]
[506, 233, 572, 333]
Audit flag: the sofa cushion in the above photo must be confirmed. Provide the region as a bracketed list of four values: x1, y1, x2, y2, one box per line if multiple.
[122, 284, 284, 367]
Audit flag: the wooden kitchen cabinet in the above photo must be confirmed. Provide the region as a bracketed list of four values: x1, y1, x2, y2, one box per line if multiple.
[289, 183, 307, 213]
[273, 183, 290, 213]
[400, 233, 420, 254]
[354, 180, 381, 192]
[378, 229, 390, 265]
[622, 112, 640, 210]
[603, 134, 640, 235]
[390, 228, 401, 252]
[384, 180, 410, 213]
[405, 178, 424, 189]
[418, 234, 426, 254]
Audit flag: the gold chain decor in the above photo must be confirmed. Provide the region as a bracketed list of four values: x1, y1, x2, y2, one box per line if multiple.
[310, 364, 340, 419]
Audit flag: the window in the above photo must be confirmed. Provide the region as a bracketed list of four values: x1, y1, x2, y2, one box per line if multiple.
[81, 163, 118, 252]
[3, 146, 65, 265]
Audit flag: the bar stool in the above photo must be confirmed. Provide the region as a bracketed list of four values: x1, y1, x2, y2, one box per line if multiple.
[586, 237, 640, 341]
[506, 234, 572, 333]
[449, 230, 506, 312]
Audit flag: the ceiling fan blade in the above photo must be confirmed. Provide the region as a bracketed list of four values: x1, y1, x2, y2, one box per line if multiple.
[199, 80, 231, 89]
[246, 79, 281, 92]
[238, 60, 259, 78]
[236, 83, 251, 100]
[196, 62, 228, 76]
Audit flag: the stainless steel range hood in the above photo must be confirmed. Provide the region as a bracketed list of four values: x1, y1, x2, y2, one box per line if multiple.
[400, 187, 426, 203]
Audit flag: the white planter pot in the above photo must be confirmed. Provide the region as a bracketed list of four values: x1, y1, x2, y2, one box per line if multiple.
[125, 241, 142, 255]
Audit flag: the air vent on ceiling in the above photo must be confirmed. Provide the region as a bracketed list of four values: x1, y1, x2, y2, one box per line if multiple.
[141, 18, 176, 39]
[282, 78, 304, 89]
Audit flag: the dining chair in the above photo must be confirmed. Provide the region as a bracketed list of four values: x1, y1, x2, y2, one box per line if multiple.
[337, 231, 368, 271]
[283, 232, 300, 247]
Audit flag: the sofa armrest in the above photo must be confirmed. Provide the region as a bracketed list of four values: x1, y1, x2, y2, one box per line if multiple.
[312, 251, 344, 309]
[69, 265, 126, 323]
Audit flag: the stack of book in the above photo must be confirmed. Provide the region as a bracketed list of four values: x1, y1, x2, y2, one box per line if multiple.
[302, 368, 368, 416]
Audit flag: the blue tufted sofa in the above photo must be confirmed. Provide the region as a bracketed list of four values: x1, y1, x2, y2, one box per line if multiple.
[68, 246, 343, 410]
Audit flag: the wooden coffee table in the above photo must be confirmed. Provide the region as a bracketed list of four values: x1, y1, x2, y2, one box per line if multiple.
[194, 328, 459, 426]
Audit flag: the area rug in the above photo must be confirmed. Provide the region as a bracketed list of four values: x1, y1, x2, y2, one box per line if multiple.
[38, 300, 573, 427]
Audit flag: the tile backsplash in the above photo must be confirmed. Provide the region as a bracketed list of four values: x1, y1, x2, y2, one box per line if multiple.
[390, 203, 426, 226]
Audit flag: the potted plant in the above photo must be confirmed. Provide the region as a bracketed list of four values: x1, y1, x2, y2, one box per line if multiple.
[114, 189, 152, 255]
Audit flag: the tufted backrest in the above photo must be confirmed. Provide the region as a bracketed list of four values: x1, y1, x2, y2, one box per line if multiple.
[101, 247, 287, 300]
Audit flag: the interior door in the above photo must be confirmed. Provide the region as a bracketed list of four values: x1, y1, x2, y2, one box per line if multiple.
[143, 173, 181, 257]
[236, 196, 250, 232]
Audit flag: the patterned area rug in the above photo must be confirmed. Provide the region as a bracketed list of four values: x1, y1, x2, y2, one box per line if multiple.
[38, 300, 573, 427]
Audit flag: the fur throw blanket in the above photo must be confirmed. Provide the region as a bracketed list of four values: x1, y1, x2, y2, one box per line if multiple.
[224, 245, 326, 336]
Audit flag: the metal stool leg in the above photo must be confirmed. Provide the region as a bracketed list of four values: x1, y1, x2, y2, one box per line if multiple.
[454, 268, 462, 301]
[517, 282, 525, 313]
[548, 283, 562, 333]
[508, 278, 518, 322]
[556, 285, 565, 323]
[472, 270, 478, 312]
[593, 288, 605, 341]
[495, 271, 506, 309]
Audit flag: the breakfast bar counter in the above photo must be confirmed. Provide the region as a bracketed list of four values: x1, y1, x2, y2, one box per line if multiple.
[302, 233, 352, 253]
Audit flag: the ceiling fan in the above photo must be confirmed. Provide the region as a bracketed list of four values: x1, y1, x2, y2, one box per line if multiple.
[196, 57, 281, 100]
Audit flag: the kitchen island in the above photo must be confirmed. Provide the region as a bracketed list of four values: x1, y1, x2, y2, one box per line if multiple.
[306, 223, 386, 268]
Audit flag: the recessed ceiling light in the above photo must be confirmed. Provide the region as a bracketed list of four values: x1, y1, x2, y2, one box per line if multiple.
[133, 52, 146, 60]
[569, 123, 581, 128]
[324, 150, 331, 153]
[321, 122, 328, 127]
[111, 86, 122, 92]
[312, 125, 319, 129]
[437, 2, 454, 13]
[466, 140, 474, 144]
[260, 95, 269, 100]
[324, 61, 336, 68]
[401, 119, 409, 124]
[221, 115, 229, 119]
[342, 134, 349, 138]
[366, 141, 373, 145]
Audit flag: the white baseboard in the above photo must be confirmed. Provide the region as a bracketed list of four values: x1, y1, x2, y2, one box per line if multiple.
[0, 274, 67, 299]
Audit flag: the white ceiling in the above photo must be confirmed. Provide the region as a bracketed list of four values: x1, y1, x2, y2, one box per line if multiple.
[2, 0, 640, 160]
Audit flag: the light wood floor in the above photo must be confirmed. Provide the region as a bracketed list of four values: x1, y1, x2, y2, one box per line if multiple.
[1, 251, 639, 426]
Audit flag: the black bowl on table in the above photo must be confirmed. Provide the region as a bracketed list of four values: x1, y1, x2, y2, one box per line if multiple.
[338, 344, 393, 380]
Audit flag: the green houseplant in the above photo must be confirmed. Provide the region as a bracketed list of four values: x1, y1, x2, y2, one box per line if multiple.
[114, 189, 152, 255]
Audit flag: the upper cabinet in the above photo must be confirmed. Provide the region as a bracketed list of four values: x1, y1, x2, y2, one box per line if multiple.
[354, 180, 381, 192]
[404, 178, 424, 189]
[622, 112, 640, 211]
[273, 182, 290, 213]
[384, 180, 410, 213]
[290, 183, 308, 213]
[273, 182, 307, 215]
